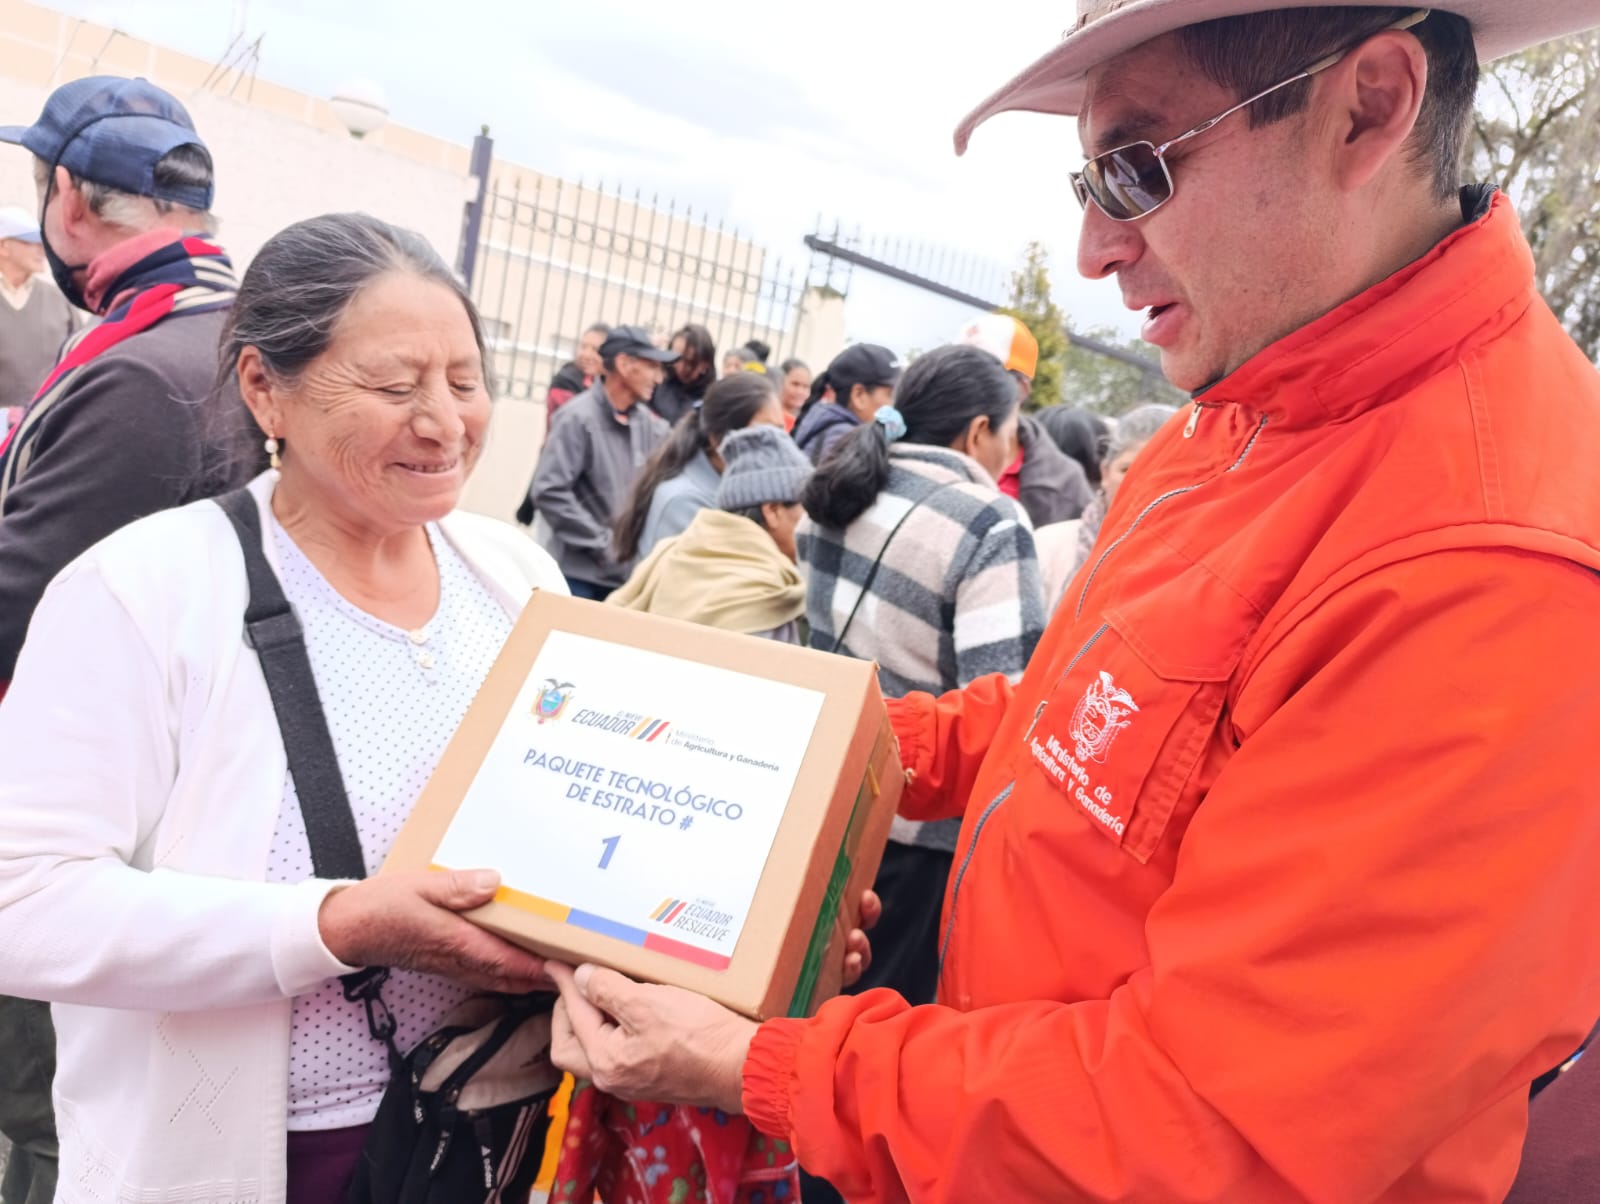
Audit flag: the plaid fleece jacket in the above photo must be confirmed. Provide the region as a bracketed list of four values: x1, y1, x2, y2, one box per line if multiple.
[798, 444, 1046, 852]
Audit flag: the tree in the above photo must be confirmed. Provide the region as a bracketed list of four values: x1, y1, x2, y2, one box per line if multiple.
[1470, 32, 1600, 359]
[1000, 241, 1070, 409]
[1001, 242, 1184, 416]
[1060, 325, 1187, 416]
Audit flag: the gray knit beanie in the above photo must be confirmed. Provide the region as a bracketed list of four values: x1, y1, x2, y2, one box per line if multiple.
[716, 426, 813, 510]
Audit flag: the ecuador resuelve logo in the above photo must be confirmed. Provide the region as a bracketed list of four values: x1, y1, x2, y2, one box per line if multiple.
[651, 898, 690, 925]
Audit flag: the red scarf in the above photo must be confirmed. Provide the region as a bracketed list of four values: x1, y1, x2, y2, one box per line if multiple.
[0, 233, 234, 501]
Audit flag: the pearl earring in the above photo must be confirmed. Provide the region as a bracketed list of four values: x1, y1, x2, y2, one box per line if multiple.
[264, 435, 281, 471]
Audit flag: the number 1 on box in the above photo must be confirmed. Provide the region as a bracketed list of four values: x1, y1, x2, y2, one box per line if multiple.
[598, 834, 620, 870]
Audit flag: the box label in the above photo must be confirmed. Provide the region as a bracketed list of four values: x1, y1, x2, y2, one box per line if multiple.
[433, 630, 826, 968]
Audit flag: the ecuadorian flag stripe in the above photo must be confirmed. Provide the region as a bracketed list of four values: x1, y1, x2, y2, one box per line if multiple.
[651, 898, 680, 921]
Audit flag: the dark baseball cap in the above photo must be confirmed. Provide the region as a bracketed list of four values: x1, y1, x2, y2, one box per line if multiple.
[599, 325, 680, 363]
[825, 343, 901, 397]
[0, 76, 213, 210]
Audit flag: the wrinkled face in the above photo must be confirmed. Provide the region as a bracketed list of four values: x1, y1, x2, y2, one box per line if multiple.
[575, 329, 605, 377]
[267, 271, 490, 531]
[612, 351, 666, 402]
[1103, 439, 1151, 504]
[1076, 34, 1332, 391]
[764, 501, 804, 562]
[781, 365, 812, 413]
[968, 405, 1021, 482]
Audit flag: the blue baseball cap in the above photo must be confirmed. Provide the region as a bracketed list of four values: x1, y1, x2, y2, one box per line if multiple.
[0, 76, 212, 211]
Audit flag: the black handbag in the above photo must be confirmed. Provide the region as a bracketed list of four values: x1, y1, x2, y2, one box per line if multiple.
[216, 489, 560, 1203]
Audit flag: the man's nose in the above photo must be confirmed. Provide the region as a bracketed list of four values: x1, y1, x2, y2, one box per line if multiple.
[1076, 202, 1145, 281]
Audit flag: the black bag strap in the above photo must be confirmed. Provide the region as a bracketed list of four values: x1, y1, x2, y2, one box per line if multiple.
[831, 481, 957, 655]
[216, 489, 368, 880]
[215, 490, 396, 1047]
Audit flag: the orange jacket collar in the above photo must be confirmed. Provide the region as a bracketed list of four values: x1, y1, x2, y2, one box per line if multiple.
[1203, 190, 1536, 430]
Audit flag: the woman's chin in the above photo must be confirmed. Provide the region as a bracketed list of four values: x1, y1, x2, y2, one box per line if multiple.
[385, 467, 464, 520]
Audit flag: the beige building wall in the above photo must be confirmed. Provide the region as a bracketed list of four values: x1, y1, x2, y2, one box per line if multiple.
[0, 0, 471, 265]
[0, 0, 842, 524]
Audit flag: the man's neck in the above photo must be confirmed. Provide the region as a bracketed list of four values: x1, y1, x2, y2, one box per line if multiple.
[1349, 194, 1466, 312]
[602, 374, 638, 417]
[0, 264, 32, 292]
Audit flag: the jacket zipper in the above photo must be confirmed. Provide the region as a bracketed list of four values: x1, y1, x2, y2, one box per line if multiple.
[939, 621, 1111, 980]
[1076, 414, 1269, 622]
[937, 415, 1270, 986]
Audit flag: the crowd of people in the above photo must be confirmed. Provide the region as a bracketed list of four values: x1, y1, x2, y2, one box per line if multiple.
[4, 1, 1600, 1200]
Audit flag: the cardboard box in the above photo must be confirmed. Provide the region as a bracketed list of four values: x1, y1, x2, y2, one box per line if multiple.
[384, 591, 903, 1020]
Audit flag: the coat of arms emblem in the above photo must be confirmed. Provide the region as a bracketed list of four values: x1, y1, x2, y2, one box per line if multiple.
[533, 678, 575, 724]
[1070, 670, 1139, 764]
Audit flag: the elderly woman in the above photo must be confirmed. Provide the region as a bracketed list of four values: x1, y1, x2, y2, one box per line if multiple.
[0, 213, 568, 1201]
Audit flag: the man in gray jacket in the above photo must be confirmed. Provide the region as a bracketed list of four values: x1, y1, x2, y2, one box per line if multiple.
[528, 325, 673, 598]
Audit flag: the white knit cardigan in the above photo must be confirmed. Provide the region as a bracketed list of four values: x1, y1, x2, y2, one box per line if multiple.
[0, 473, 567, 1203]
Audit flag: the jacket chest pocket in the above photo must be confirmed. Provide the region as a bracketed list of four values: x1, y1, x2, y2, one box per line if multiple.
[1023, 562, 1256, 863]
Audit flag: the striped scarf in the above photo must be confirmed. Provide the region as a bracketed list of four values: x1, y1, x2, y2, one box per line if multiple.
[0, 234, 236, 507]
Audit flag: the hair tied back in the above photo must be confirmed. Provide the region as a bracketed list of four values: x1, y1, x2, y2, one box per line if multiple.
[875, 406, 908, 444]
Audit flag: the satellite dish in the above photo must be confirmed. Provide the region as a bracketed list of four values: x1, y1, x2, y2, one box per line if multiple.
[329, 78, 389, 139]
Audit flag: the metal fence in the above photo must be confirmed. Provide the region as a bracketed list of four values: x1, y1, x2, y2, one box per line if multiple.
[804, 221, 1013, 313]
[456, 138, 1169, 408]
[804, 222, 1171, 403]
[463, 167, 821, 401]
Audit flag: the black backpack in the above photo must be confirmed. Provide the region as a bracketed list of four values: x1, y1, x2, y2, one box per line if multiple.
[218, 490, 561, 1201]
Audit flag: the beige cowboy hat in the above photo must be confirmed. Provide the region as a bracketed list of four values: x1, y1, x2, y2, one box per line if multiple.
[955, 1, 1600, 152]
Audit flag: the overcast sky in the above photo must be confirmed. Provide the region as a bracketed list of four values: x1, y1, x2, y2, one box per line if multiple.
[59, 0, 1144, 354]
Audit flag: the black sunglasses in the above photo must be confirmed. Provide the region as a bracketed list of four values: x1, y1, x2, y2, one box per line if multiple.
[1071, 9, 1430, 223]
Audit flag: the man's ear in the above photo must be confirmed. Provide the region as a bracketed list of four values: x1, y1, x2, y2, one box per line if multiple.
[1325, 28, 1429, 194]
[51, 165, 91, 233]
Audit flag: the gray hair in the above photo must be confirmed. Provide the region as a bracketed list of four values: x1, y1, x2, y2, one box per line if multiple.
[218, 211, 486, 408]
[1106, 403, 1180, 465]
[33, 146, 217, 236]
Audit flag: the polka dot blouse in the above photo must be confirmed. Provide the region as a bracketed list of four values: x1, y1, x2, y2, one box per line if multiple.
[264, 515, 513, 1131]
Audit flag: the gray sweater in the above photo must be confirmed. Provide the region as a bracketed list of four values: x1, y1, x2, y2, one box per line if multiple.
[529, 381, 669, 588]
[0, 280, 78, 410]
[0, 307, 257, 679]
[637, 450, 719, 561]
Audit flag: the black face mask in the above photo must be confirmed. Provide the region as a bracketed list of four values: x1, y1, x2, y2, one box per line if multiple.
[38, 116, 112, 314]
[39, 214, 90, 312]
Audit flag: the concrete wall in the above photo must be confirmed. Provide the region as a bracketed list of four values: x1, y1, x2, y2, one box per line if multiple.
[0, 1, 468, 272]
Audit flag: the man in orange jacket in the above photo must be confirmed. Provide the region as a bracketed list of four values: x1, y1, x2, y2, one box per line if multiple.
[546, 5, 1600, 1201]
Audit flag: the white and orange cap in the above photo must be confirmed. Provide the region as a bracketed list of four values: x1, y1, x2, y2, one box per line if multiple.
[958, 313, 1039, 381]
